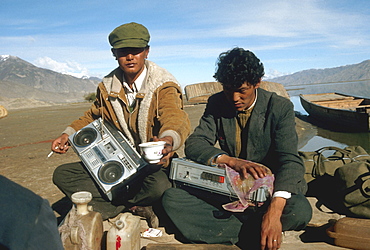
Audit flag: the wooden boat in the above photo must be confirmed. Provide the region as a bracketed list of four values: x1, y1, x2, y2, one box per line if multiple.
[299, 93, 370, 131]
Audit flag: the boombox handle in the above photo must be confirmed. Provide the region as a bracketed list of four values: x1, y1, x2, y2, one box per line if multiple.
[100, 93, 107, 138]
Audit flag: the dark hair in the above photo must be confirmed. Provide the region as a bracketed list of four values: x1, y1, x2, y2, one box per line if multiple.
[213, 47, 265, 88]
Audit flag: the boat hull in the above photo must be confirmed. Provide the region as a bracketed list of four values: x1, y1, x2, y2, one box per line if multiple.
[299, 93, 370, 131]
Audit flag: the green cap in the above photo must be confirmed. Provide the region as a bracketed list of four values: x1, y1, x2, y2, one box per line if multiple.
[109, 22, 150, 49]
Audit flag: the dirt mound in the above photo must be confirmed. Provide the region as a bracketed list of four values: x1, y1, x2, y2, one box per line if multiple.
[185, 81, 289, 103]
[0, 105, 7, 118]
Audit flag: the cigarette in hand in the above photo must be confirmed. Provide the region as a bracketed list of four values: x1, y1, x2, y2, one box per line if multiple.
[47, 146, 59, 158]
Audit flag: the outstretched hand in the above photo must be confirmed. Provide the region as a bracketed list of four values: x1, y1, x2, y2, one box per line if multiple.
[152, 136, 173, 166]
[51, 133, 70, 154]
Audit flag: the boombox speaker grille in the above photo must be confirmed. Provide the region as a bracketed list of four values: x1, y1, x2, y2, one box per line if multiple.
[98, 161, 124, 184]
[73, 127, 98, 147]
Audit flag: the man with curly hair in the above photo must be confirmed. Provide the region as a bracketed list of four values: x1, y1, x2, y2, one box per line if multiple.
[162, 48, 312, 249]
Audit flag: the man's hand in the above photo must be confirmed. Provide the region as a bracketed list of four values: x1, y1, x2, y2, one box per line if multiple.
[152, 136, 173, 166]
[217, 155, 267, 179]
[260, 197, 286, 250]
[51, 133, 70, 154]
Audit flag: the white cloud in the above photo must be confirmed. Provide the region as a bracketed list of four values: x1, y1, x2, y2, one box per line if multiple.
[264, 69, 290, 80]
[2, 0, 369, 86]
[150, 0, 369, 50]
[33, 57, 90, 78]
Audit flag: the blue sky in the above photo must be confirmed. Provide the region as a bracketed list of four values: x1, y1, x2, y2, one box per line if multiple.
[1, 0, 370, 88]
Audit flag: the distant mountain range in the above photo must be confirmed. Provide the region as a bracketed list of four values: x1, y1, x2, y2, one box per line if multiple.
[1, 55, 369, 110]
[269, 60, 370, 97]
[0, 55, 100, 109]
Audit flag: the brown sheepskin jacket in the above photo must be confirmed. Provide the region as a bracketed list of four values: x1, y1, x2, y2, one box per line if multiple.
[62, 60, 190, 152]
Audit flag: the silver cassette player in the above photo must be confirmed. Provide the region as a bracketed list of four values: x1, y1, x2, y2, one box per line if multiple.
[170, 158, 270, 205]
[170, 158, 237, 198]
[69, 118, 148, 200]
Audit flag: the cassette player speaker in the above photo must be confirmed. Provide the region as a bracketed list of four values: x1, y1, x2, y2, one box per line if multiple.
[69, 118, 148, 200]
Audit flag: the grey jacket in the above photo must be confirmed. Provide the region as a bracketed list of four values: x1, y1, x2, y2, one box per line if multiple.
[185, 88, 307, 194]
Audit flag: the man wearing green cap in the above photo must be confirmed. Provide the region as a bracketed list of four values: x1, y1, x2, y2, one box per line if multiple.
[50, 22, 190, 227]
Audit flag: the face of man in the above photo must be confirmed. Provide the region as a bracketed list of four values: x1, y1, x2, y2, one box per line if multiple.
[113, 47, 149, 82]
[223, 82, 260, 111]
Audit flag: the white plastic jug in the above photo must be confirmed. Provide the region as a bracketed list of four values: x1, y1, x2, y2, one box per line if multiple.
[106, 212, 141, 250]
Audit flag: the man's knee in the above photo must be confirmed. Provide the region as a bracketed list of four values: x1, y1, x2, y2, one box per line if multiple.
[52, 162, 83, 187]
[282, 193, 312, 231]
[162, 188, 199, 218]
[146, 170, 172, 196]
[52, 164, 66, 187]
[163, 188, 186, 199]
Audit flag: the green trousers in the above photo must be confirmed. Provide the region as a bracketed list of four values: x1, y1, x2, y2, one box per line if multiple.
[162, 188, 312, 248]
[53, 161, 171, 220]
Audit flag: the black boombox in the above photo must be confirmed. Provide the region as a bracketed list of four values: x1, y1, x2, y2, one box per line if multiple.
[68, 118, 148, 200]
